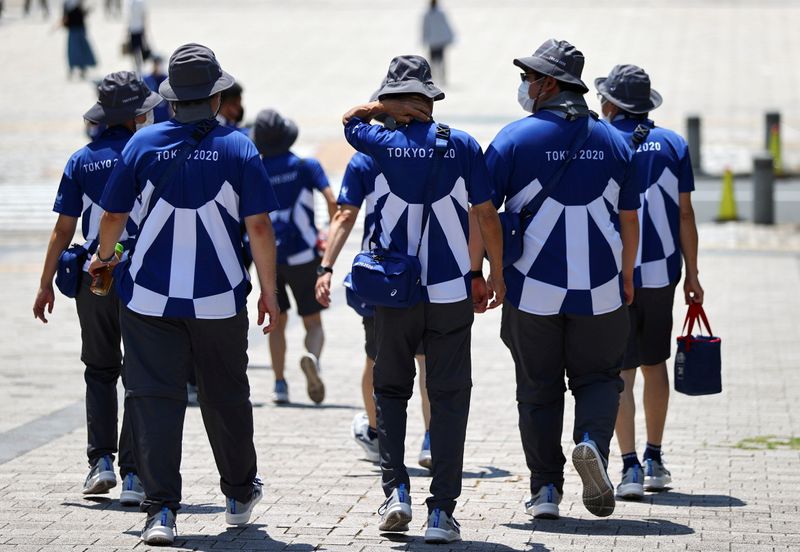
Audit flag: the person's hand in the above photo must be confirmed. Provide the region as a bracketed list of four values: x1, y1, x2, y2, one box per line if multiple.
[684, 274, 704, 305]
[486, 272, 506, 309]
[623, 275, 634, 305]
[257, 290, 280, 334]
[33, 285, 55, 324]
[379, 97, 432, 124]
[471, 276, 488, 313]
[315, 273, 333, 307]
[87, 253, 119, 277]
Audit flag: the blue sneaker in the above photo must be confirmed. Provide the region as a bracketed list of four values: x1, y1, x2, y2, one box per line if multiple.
[572, 435, 615, 517]
[272, 379, 289, 404]
[83, 455, 116, 495]
[424, 508, 461, 543]
[378, 484, 412, 532]
[418, 430, 432, 470]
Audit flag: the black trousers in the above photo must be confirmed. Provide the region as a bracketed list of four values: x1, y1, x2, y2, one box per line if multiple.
[500, 303, 628, 494]
[74, 275, 135, 476]
[120, 306, 257, 514]
[374, 299, 473, 516]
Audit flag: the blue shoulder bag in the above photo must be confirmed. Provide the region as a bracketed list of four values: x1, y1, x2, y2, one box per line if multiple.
[499, 114, 597, 267]
[55, 243, 89, 298]
[349, 123, 450, 308]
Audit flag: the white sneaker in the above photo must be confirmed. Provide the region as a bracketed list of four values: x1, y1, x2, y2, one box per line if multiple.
[424, 508, 461, 544]
[299, 353, 325, 404]
[141, 507, 176, 545]
[418, 430, 432, 470]
[119, 473, 145, 507]
[351, 412, 380, 463]
[82, 455, 116, 495]
[643, 458, 672, 491]
[524, 483, 562, 519]
[225, 477, 263, 526]
[572, 438, 615, 517]
[378, 484, 412, 532]
[617, 465, 645, 500]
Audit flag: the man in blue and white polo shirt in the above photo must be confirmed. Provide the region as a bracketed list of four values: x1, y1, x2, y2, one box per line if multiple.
[251, 108, 336, 405]
[90, 44, 280, 545]
[486, 39, 640, 520]
[342, 55, 504, 543]
[314, 150, 432, 468]
[33, 71, 161, 507]
[595, 65, 703, 500]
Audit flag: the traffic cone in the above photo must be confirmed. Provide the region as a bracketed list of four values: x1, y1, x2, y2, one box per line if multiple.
[715, 168, 739, 222]
[769, 123, 783, 176]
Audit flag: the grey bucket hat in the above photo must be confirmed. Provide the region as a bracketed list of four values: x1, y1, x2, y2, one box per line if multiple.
[158, 43, 235, 101]
[84, 71, 163, 125]
[514, 39, 589, 94]
[595, 64, 662, 114]
[373, 55, 444, 101]
[251, 109, 299, 157]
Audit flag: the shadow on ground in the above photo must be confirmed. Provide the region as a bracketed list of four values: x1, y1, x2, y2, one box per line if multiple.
[64, 498, 225, 513]
[645, 491, 746, 507]
[124, 524, 316, 552]
[505, 517, 694, 536]
[384, 533, 552, 551]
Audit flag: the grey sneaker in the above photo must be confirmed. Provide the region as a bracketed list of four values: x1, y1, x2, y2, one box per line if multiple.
[119, 473, 145, 507]
[83, 455, 116, 495]
[300, 353, 325, 404]
[141, 507, 176, 545]
[226, 477, 263, 525]
[643, 458, 672, 491]
[616, 465, 644, 500]
[524, 483, 562, 519]
[378, 484, 412, 532]
[351, 412, 379, 463]
[424, 508, 461, 544]
[572, 438, 615, 517]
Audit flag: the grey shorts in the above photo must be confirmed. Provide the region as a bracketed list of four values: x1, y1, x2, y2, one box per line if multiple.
[276, 258, 325, 317]
[622, 282, 678, 370]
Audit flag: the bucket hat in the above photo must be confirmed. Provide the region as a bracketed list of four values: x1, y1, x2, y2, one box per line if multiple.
[514, 39, 589, 94]
[251, 109, 298, 156]
[84, 71, 163, 125]
[158, 43, 235, 101]
[372, 55, 444, 101]
[595, 64, 662, 114]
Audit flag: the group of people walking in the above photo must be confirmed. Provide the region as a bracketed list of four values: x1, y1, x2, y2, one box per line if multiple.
[32, 35, 702, 546]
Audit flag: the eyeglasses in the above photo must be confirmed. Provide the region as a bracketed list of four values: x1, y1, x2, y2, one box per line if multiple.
[520, 72, 545, 84]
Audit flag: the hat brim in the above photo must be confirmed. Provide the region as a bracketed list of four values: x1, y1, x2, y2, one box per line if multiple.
[514, 56, 589, 94]
[594, 77, 663, 114]
[158, 70, 236, 102]
[375, 80, 445, 101]
[252, 118, 299, 157]
[84, 90, 164, 125]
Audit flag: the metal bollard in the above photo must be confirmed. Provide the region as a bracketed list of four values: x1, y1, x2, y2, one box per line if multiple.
[765, 112, 780, 150]
[753, 152, 775, 225]
[686, 115, 702, 174]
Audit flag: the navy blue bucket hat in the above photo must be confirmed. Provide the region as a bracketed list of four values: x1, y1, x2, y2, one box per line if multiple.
[158, 43, 235, 101]
[373, 55, 444, 101]
[251, 109, 299, 157]
[595, 64, 663, 114]
[84, 71, 163, 125]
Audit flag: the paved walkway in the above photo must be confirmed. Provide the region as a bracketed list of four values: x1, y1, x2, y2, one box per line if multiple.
[1, 1, 800, 550]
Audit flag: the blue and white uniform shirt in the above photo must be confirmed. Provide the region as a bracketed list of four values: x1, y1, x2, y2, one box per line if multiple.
[100, 120, 279, 319]
[611, 117, 694, 289]
[263, 153, 330, 266]
[345, 118, 493, 304]
[53, 126, 140, 271]
[487, 112, 640, 316]
[338, 152, 385, 251]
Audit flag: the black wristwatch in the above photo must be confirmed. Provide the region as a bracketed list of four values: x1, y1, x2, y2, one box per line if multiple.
[316, 265, 333, 277]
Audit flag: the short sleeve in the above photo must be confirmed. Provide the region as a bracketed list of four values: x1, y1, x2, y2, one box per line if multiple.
[338, 155, 369, 207]
[53, 154, 84, 217]
[617, 160, 642, 212]
[465, 138, 492, 206]
[303, 158, 330, 191]
[677, 142, 695, 193]
[484, 138, 512, 209]
[344, 118, 394, 158]
[100, 146, 139, 214]
[240, 154, 279, 218]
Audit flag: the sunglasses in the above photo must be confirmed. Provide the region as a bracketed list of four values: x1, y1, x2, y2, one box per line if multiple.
[519, 72, 545, 84]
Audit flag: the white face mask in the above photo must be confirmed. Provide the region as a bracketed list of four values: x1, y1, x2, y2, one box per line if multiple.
[135, 109, 154, 131]
[517, 81, 535, 113]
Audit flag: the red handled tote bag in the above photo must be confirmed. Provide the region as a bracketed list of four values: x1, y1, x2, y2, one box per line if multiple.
[674, 303, 722, 396]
